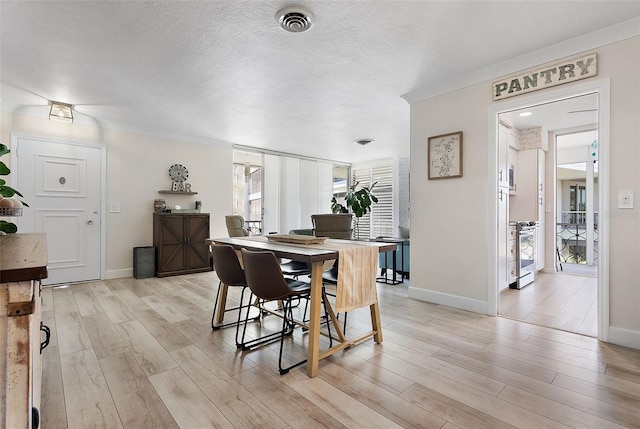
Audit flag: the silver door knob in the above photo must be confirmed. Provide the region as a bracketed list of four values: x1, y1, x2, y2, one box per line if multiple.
[87, 220, 93, 225]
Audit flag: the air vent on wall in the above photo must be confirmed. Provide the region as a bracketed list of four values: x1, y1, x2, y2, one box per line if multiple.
[276, 6, 314, 33]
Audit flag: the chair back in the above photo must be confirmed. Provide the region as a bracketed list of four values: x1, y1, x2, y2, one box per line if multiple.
[241, 249, 295, 301]
[212, 244, 246, 286]
[225, 215, 249, 237]
[311, 213, 353, 239]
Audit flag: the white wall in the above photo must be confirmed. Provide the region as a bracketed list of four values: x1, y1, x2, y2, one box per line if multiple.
[0, 112, 233, 279]
[408, 35, 640, 348]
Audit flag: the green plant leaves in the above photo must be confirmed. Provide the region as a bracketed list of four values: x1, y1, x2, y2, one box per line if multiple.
[0, 220, 18, 234]
[0, 143, 29, 229]
[331, 181, 377, 218]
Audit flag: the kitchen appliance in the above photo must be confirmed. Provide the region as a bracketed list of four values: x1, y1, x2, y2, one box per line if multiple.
[511, 221, 537, 289]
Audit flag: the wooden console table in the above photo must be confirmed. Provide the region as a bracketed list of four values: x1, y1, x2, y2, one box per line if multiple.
[1, 233, 48, 429]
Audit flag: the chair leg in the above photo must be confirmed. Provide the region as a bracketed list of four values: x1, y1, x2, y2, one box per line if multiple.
[279, 298, 307, 375]
[279, 292, 334, 375]
[239, 296, 289, 350]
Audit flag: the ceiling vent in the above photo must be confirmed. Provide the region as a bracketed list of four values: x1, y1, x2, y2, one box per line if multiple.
[276, 7, 314, 33]
[354, 139, 374, 146]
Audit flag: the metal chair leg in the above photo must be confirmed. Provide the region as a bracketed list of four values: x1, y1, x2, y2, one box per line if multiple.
[239, 293, 287, 350]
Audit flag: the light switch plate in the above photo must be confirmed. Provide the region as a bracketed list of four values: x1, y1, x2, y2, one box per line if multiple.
[618, 190, 634, 209]
[110, 203, 121, 213]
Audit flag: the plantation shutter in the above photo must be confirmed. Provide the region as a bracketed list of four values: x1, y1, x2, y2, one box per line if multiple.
[351, 162, 394, 239]
[371, 165, 393, 237]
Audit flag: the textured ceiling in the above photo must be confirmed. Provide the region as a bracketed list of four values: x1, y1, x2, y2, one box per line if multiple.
[1, 1, 639, 163]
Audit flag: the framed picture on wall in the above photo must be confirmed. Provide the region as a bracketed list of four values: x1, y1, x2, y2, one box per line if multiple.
[428, 131, 463, 179]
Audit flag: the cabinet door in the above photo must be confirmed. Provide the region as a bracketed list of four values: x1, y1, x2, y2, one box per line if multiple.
[510, 149, 538, 221]
[184, 215, 210, 269]
[156, 215, 186, 273]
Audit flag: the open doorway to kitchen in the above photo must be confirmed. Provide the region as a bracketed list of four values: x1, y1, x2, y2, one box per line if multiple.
[493, 87, 608, 339]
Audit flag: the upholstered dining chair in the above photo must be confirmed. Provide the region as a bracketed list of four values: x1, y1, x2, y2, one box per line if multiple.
[239, 248, 332, 375]
[225, 215, 249, 237]
[211, 244, 254, 346]
[311, 213, 353, 239]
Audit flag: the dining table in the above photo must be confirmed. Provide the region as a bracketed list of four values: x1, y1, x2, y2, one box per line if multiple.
[207, 235, 396, 377]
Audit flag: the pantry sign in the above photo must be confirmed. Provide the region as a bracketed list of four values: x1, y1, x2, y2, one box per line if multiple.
[493, 52, 597, 101]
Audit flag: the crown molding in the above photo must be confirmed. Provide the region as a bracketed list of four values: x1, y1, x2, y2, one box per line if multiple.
[402, 16, 640, 104]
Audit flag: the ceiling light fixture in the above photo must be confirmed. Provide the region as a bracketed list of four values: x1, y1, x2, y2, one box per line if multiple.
[276, 6, 314, 33]
[519, 111, 532, 117]
[354, 139, 374, 146]
[49, 101, 73, 123]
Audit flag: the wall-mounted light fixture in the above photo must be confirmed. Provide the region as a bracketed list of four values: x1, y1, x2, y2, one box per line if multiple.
[49, 101, 73, 123]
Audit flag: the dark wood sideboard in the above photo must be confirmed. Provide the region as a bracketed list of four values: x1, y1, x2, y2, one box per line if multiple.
[153, 213, 211, 277]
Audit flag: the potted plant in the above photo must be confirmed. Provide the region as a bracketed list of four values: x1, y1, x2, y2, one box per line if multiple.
[0, 143, 28, 234]
[330, 181, 377, 239]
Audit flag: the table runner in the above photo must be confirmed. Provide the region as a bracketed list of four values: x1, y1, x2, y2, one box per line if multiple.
[335, 246, 378, 312]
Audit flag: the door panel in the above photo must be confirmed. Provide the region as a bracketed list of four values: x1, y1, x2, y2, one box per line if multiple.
[15, 136, 102, 285]
[185, 215, 209, 268]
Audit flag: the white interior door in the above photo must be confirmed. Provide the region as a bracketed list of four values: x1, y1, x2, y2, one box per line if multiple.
[13, 136, 103, 285]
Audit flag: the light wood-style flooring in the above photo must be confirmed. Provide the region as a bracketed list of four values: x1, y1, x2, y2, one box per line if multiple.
[40, 272, 640, 429]
[500, 268, 597, 337]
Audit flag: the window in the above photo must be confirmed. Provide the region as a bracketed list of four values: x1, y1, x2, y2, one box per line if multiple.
[232, 162, 263, 234]
[352, 162, 395, 238]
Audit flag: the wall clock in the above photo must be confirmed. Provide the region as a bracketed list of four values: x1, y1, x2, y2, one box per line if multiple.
[169, 164, 189, 182]
[169, 164, 189, 191]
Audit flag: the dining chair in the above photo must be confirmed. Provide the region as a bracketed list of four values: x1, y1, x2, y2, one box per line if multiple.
[210, 244, 254, 346]
[239, 248, 332, 375]
[225, 215, 250, 237]
[311, 213, 353, 239]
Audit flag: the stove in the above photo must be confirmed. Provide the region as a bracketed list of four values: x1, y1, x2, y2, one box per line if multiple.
[511, 221, 538, 289]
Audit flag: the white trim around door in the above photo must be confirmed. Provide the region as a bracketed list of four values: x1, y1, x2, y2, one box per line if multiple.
[487, 78, 610, 342]
[10, 134, 107, 285]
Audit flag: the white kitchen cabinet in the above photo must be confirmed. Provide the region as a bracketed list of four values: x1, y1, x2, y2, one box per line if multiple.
[509, 148, 546, 272]
[510, 148, 545, 221]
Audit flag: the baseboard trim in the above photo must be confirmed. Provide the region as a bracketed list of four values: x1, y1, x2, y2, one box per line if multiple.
[106, 268, 133, 279]
[609, 327, 640, 350]
[408, 286, 488, 314]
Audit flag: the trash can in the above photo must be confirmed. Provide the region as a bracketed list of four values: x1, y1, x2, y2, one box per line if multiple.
[133, 246, 155, 279]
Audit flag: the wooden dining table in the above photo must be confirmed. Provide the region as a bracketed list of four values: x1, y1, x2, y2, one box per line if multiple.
[208, 235, 396, 377]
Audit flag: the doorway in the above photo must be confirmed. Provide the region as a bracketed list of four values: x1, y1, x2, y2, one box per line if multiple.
[489, 80, 610, 341]
[12, 135, 105, 285]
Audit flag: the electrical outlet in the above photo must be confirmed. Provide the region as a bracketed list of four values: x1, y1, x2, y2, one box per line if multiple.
[618, 191, 634, 209]
[110, 203, 121, 213]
